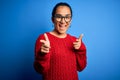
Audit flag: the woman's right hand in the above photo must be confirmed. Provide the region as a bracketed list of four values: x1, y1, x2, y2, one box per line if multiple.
[40, 33, 50, 53]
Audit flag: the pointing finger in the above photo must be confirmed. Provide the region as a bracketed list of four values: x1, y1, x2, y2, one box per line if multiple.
[78, 34, 84, 41]
[44, 33, 49, 41]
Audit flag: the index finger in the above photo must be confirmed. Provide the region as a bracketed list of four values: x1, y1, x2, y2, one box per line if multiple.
[78, 34, 84, 40]
[44, 33, 49, 41]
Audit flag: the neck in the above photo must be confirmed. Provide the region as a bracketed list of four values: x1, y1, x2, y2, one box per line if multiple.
[50, 30, 67, 38]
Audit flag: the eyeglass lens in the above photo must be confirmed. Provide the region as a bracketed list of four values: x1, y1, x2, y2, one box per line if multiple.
[54, 14, 71, 22]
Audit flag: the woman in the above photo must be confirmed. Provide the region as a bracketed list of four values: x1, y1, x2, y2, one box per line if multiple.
[34, 2, 87, 80]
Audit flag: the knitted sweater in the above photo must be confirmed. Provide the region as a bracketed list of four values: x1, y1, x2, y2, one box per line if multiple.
[34, 32, 87, 80]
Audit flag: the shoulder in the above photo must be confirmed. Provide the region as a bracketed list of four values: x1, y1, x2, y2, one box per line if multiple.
[36, 32, 51, 40]
[37, 33, 44, 40]
[36, 32, 48, 40]
[67, 34, 76, 38]
[67, 34, 77, 42]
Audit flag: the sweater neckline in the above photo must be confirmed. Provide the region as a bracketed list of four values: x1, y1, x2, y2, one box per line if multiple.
[47, 32, 68, 39]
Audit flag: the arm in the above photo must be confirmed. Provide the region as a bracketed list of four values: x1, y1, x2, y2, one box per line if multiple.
[75, 41, 87, 72]
[73, 34, 87, 72]
[34, 34, 51, 74]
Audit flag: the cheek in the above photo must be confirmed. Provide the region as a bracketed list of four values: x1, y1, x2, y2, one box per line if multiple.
[55, 22, 59, 27]
[53, 22, 59, 28]
[67, 22, 71, 27]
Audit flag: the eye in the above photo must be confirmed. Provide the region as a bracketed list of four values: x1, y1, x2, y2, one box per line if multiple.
[65, 16, 71, 20]
[57, 16, 62, 18]
[65, 16, 71, 19]
[54, 14, 62, 18]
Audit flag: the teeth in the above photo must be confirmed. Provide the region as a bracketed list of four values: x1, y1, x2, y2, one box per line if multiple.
[60, 25, 65, 27]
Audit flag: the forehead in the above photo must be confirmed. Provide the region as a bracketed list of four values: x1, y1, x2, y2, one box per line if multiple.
[55, 6, 71, 15]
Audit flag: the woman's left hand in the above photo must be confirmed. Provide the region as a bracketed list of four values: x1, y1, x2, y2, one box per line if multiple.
[73, 34, 83, 50]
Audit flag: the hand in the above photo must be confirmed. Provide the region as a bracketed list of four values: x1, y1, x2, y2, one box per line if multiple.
[40, 33, 50, 53]
[73, 34, 83, 50]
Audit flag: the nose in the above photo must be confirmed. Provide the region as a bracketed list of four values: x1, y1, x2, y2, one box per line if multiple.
[60, 17, 66, 23]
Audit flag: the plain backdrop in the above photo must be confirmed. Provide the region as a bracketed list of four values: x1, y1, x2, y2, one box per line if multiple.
[0, 0, 120, 80]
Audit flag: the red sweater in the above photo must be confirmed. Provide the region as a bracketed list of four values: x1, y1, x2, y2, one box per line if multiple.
[34, 32, 87, 80]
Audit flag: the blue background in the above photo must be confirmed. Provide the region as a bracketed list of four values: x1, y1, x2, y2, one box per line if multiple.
[0, 0, 120, 80]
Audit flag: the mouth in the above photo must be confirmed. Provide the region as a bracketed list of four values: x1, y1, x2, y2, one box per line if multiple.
[59, 25, 66, 30]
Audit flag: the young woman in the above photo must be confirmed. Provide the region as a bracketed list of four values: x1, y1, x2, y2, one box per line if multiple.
[34, 2, 87, 80]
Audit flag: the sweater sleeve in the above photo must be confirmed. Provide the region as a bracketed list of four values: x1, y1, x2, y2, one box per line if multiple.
[75, 41, 87, 72]
[34, 34, 51, 74]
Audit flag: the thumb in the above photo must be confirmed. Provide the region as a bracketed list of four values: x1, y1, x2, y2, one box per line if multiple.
[40, 40, 46, 44]
[78, 34, 84, 41]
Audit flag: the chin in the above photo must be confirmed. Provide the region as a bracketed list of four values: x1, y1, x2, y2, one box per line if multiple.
[58, 30, 66, 34]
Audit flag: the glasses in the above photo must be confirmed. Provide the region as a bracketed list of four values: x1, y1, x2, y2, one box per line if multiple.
[54, 14, 72, 22]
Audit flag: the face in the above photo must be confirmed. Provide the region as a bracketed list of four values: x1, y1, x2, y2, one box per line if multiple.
[52, 6, 72, 34]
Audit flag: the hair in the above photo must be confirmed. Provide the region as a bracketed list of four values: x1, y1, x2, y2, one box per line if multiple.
[52, 2, 73, 18]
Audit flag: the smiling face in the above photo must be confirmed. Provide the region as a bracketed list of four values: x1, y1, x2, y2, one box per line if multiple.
[52, 6, 72, 35]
